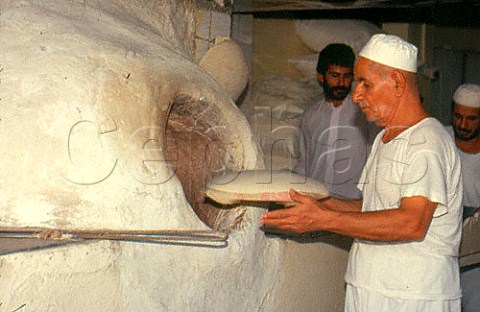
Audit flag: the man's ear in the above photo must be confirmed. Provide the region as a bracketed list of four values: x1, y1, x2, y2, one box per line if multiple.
[317, 73, 324, 84]
[391, 70, 406, 96]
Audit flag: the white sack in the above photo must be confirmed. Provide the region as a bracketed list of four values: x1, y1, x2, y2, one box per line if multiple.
[295, 19, 381, 55]
[291, 20, 381, 80]
[200, 37, 249, 102]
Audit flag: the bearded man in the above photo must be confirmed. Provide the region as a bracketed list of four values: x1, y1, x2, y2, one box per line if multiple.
[447, 83, 480, 312]
[448, 83, 480, 219]
[294, 43, 378, 199]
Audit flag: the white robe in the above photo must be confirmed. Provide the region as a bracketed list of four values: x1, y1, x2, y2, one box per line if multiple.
[294, 95, 377, 199]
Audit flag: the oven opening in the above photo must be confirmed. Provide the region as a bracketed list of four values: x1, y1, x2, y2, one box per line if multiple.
[165, 96, 246, 232]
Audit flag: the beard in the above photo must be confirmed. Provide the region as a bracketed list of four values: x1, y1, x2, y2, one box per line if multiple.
[453, 126, 480, 141]
[323, 81, 351, 101]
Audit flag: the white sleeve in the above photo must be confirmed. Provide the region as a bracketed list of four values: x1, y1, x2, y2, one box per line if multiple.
[400, 148, 448, 217]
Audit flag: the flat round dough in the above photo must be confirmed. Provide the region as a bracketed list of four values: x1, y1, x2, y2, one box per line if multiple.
[206, 170, 329, 204]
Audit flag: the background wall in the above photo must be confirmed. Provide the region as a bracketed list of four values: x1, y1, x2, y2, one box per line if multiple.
[252, 18, 312, 83]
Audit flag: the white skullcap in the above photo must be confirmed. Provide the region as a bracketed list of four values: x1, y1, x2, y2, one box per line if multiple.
[359, 34, 418, 72]
[453, 83, 480, 108]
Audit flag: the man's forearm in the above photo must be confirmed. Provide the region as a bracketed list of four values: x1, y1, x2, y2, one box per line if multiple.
[321, 197, 362, 212]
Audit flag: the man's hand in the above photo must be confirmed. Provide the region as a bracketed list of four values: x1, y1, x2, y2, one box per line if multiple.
[261, 189, 333, 234]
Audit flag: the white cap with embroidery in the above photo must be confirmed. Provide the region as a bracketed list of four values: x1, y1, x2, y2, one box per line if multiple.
[453, 83, 480, 108]
[359, 33, 418, 73]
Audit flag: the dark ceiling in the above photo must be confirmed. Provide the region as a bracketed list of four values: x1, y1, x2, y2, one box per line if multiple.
[233, 0, 461, 12]
[222, 0, 480, 27]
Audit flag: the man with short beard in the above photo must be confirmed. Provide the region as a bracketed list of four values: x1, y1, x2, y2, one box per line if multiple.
[447, 83, 480, 219]
[446, 84, 480, 312]
[294, 43, 378, 199]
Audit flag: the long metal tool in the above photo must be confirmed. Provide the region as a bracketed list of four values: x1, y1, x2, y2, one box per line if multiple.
[0, 227, 229, 254]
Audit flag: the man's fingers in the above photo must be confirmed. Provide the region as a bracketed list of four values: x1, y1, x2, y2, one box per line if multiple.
[261, 212, 302, 233]
[289, 188, 314, 204]
[261, 208, 292, 221]
[289, 189, 302, 201]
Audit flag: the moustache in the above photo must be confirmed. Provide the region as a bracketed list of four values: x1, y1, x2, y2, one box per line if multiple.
[332, 87, 348, 92]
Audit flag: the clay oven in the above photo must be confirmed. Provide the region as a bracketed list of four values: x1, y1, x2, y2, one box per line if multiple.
[0, 0, 284, 310]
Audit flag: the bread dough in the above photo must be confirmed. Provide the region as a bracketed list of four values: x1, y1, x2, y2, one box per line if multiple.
[206, 170, 329, 204]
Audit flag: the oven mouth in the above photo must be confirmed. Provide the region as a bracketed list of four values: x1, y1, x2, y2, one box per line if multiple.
[165, 95, 246, 233]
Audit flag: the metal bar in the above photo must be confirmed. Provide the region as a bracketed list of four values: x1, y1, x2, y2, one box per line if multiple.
[0, 228, 228, 246]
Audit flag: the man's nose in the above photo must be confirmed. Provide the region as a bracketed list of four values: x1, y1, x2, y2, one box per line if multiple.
[460, 118, 468, 129]
[352, 85, 363, 103]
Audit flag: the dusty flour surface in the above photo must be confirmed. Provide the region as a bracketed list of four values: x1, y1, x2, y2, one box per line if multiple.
[0, 0, 283, 310]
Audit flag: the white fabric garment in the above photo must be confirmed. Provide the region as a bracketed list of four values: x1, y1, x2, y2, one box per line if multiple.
[453, 84, 480, 109]
[458, 151, 480, 208]
[359, 34, 418, 73]
[446, 126, 480, 311]
[345, 284, 461, 312]
[446, 126, 480, 209]
[294, 95, 378, 199]
[346, 118, 463, 300]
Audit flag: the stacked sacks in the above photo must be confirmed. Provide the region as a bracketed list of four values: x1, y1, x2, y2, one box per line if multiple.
[289, 19, 381, 81]
[245, 76, 322, 170]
